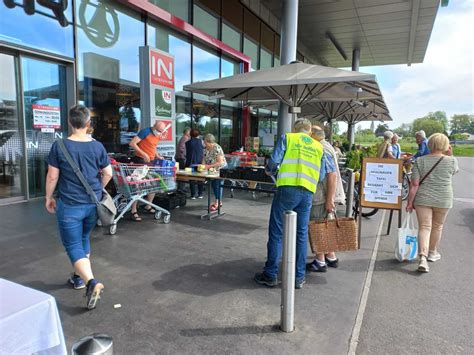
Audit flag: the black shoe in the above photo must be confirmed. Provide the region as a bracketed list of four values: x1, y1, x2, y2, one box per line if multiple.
[254, 272, 278, 287]
[295, 278, 306, 289]
[85, 279, 104, 310]
[306, 260, 327, 272]
[325, 257, 339, 268]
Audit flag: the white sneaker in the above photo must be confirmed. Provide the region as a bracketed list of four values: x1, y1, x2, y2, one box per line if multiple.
[427, 251, 441, 262]
[418, 256, 430, 273]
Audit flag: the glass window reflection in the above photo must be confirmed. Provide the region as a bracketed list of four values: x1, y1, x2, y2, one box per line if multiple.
[221, 56, 240, 78]
[220, 100, 241, 153]
[243, 37, 258, 70]
[149, 0, 189, 22]
[193, 94, 218, 139]
[260, 48, 272, 69]
[193, 4, 218, 39]
[222, 23, 241, 52]
[0, 1, 74, 57]
[75, 0, 144, 153]
[192, 45, 219, 82]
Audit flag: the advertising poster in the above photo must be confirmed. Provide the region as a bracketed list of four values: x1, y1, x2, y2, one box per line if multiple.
[32, 105, 61, 129]
[156, 119, 174, 143]
[154, 88, 172, 118]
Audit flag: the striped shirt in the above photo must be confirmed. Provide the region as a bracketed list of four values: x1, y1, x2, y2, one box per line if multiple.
[412, 155, 459, 209]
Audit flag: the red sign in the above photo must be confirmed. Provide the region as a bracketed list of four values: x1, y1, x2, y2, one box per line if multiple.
[158, 119, 173, 142]
[150, 50, 174, 89]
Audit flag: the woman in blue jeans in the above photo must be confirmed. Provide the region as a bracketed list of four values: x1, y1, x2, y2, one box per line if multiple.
[203, 133, 227, 211]
[45, 105, 112, 310]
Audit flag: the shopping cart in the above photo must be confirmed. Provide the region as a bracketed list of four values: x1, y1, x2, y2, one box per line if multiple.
[108, 161, 176, 234]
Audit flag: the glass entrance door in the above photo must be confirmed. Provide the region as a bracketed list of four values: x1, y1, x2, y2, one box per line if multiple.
[0, 53, 25, 201]
[21, 57, 69, 198]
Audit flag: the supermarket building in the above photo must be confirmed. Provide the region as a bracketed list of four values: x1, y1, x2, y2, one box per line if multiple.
[0, 0, 444, 204]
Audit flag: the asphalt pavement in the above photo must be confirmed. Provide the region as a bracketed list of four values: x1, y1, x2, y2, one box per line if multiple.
[0, 158, 472, 354]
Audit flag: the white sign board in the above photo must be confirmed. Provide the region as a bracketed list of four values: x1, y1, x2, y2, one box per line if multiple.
[364, 162, 401, 204]
[32, 105, 61, 129]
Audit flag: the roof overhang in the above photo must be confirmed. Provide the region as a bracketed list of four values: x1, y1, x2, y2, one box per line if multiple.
[261, 0, 443, 67]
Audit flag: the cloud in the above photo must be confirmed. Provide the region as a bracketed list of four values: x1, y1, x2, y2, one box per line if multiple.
[358, 0, 474, 129]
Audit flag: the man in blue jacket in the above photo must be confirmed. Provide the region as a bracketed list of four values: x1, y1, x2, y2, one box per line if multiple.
[412, 130, 430, 160]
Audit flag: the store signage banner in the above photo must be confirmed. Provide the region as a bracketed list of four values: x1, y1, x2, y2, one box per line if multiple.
[154, 88, 172, 118]
[139, 46, 176, 158]
[32, 105, 61, 129]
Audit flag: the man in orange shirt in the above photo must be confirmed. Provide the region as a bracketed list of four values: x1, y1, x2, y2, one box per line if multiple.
[129, 120, 166, 221]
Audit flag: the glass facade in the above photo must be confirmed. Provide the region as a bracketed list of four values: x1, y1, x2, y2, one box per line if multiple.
[75, 0, 144, 153]
[193, 4, 218, 39]
[243, 37, 258, 70]
[149, 0, 189, 22]
[0, 0, 290, 201]
[0, 1, 74, 57]
[222, 23, 241, 52]
[22, 57, 69, 198]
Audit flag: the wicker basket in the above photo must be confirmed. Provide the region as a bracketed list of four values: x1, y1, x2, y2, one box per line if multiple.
[308, 214, 358, 254]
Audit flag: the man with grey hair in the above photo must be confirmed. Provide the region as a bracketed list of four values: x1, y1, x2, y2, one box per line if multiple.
[255, 118, 324, 289]
[412, 130, 430, 160]
[377, 130, 395, 158]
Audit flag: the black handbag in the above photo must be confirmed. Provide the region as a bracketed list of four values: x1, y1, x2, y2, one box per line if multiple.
[57, 139, 116, 226]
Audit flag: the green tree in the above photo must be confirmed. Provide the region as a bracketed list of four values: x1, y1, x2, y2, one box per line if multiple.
[450, 114, 473, 134]
[412, 117, 444, 137]
[374, 123, 389, 137]
[332, 122, 340, 135]
[393, 123, 412, 138]
[426, 111, 448, 132]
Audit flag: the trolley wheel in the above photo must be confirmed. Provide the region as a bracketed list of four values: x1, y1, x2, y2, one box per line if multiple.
[109, 224, 117, 235]
[163, 214, 171, 224]
[96, 219, 102, 227]
[154, 211, 162, 220]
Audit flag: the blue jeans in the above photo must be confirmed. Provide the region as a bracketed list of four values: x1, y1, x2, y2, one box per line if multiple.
[189, 182, 203, 197]
[263, 186, 313, 282]
[56, 199, 97, 264]
[211, 179, 223, 200]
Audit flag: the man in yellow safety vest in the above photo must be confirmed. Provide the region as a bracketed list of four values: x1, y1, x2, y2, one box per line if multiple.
[254, 118, 324, 289]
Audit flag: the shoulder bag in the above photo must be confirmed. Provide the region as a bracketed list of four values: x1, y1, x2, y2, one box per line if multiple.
[419, 156, 444, 185]
[58, 139, 116, 226]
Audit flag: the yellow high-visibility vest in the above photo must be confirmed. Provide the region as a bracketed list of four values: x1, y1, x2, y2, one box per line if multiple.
[276, 133, 323, 193]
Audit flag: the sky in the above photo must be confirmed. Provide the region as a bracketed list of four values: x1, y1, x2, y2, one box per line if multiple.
[353, 0, 474, 130]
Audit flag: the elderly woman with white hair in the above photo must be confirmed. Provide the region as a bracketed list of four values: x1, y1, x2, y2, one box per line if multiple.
[377, 130, 395, 159]
[203, 133, 227, 211]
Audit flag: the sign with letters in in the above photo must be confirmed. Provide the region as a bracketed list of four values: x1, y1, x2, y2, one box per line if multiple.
[139, 46, 176, 158]
[360, 158, 403, 210]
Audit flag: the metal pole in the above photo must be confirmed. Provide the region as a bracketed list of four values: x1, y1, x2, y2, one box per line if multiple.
[348, 122, 355, 147]
[281, 210, 297, 333]
[345, 169, 355, 217]
[352, 48, 360, 72]
[277, 0, 299, 137]
[328, 117, 334, 144]
[348, 49, 360, 146]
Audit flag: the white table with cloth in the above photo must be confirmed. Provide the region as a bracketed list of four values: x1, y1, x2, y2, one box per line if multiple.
[0, 278, 67, 355]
